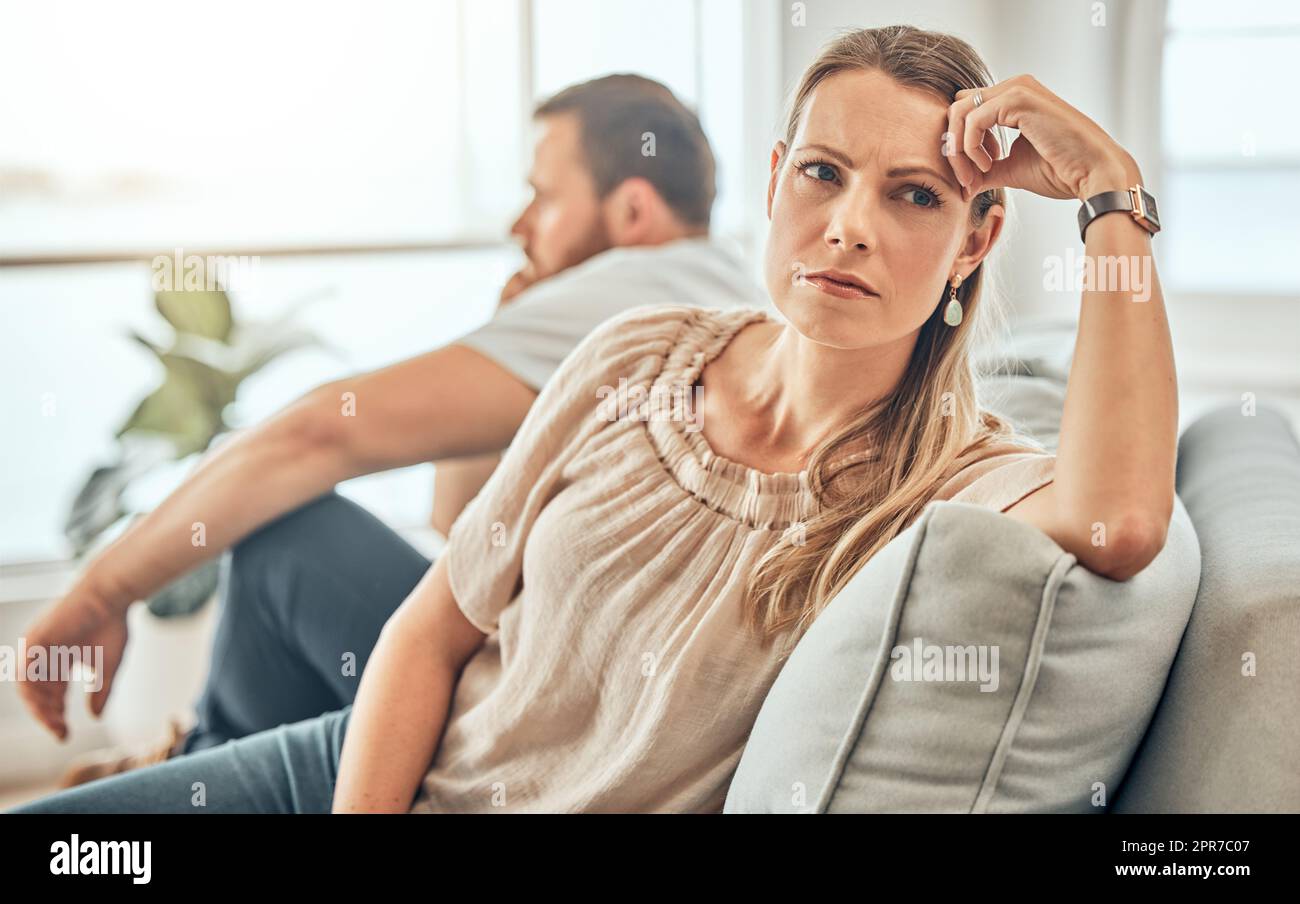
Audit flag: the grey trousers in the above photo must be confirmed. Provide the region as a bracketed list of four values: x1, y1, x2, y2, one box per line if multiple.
[10, 492, 431, 813]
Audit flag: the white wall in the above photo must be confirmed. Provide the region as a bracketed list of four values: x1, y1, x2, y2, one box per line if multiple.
[985, 0, 1164, 324]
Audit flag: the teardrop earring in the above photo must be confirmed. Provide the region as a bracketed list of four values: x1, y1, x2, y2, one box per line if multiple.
[944, 274, 964, 327]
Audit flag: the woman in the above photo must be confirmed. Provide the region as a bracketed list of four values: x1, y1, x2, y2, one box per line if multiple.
[12, 24, 1176, 814]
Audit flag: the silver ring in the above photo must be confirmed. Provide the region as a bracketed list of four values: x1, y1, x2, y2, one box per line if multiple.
[972, 89, 984, 107]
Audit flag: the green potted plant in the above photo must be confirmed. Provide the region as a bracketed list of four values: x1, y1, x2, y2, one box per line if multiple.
[65, 283, 325, 616]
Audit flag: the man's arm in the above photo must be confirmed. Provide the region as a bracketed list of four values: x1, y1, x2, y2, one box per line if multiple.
[82, 343, 537, 614]
[431, 453, 503, 536]
[20, 342, 536, 740]
[428, 263, 541, 534]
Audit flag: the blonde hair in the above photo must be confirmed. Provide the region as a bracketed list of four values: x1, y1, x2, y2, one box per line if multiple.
[746, 24, 1043, 649]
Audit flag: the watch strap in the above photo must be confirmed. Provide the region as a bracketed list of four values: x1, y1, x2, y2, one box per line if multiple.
[1078, 185, 1160, 241]
[1078, 190, 1133, 241]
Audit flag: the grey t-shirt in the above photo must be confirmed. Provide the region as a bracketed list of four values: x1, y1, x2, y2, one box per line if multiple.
[455, 235, 769, 392]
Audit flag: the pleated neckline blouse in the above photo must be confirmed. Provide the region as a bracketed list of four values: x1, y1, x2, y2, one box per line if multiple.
[413, 304, 1056, 814]
[643, 305, 839, 530]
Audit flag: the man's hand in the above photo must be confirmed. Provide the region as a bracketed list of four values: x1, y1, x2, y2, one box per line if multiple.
[499, 261, 540, 306]
[18, 582, 130, 741]
[13, 341, 537, 744]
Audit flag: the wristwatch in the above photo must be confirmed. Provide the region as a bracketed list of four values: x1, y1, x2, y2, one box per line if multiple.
[1077, 184, 1160, 241]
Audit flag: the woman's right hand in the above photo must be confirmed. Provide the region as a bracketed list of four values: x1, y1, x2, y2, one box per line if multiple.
[18, 582, 130, 741]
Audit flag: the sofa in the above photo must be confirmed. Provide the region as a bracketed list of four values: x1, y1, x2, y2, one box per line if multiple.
[724, 329, 1300, 813]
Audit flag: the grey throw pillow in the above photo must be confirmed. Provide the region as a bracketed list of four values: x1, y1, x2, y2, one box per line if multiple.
[724, 496, 1201, 813]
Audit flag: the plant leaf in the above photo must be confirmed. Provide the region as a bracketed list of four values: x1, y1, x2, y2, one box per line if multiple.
[159, 353, 242, 415]
[147, 559, 220, 618]
[116, 373, 220, 457]
[63, 436, 176, 554]
[155, 289, 233, 342]
[64, 464, 131, 555]
[129, 331, 166, 359]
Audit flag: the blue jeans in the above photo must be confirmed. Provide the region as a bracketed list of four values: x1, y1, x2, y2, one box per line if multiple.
[10, 492, 431, 813]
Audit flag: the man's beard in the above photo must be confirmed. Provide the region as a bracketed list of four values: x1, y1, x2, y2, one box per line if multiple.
[543, 214, 613, 279]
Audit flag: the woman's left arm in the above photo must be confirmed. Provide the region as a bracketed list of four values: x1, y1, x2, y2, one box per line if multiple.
[945, 75, 1178, 581]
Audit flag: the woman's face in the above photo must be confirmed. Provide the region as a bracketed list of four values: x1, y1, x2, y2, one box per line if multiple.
[764, 68, 1003, 350]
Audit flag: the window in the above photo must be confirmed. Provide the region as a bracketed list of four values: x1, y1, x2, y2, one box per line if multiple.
[1161, 0, 1300, 295]
[0, 0, 517, 255]
[0, 0, 757, 260]
[0, 0, 769, 564]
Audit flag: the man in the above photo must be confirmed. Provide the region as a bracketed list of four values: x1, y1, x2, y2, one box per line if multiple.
[20, 73, 766, 785]
[434, 75, 754, 531]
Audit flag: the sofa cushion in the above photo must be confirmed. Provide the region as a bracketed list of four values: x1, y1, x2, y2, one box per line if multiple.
[975, 320, 1076, 451]
[723, 496, 1200, 813]
[1112, 405, 1300, 813]
[980, 374, 1066, 452]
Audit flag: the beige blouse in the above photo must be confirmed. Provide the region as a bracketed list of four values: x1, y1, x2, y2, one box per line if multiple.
[409, 304, 1056, 814]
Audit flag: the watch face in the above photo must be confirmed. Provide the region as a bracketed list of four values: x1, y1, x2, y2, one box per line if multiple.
[1136, 187, 1160, 228]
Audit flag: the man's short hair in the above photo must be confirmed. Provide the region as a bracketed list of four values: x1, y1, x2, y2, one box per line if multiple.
[535, 74, 716, 229]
